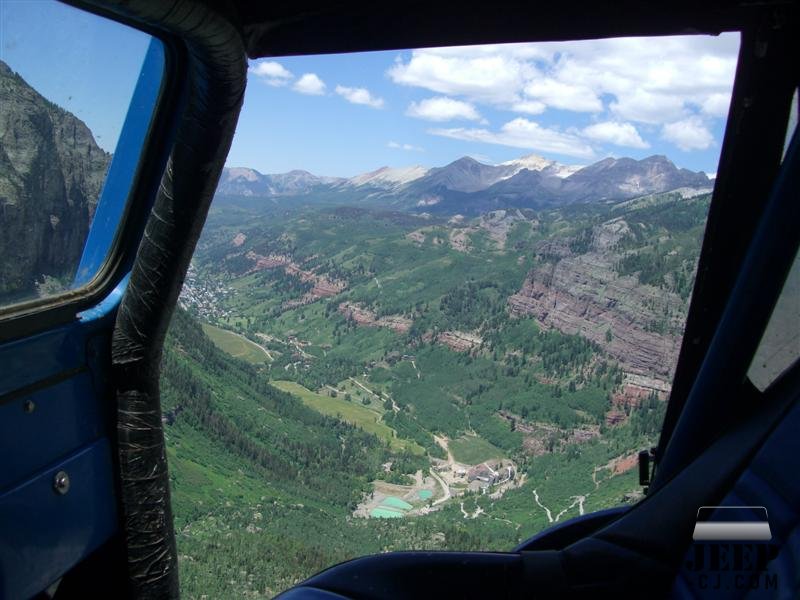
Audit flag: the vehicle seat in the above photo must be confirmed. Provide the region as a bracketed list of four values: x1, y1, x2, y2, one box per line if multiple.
[671, 396, 800, 598]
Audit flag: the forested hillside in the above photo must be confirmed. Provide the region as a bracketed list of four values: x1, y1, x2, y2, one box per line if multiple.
[184, 190, 707, 447]
[163, 308, 554, 595]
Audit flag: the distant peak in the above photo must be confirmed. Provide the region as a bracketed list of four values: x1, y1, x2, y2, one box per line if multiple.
[501, 153, 554, 171]
[502, 152, 548, 164]
[451, 156, 483, 166]
[497, 152, 582, 180]
[641, 154, 672, 164]
[225, 167, 263, 181]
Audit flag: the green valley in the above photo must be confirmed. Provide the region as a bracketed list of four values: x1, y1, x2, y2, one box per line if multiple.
[165, 188, 708, 596]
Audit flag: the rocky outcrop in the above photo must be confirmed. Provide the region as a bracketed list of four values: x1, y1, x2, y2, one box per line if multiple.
[508, 220, 686, 380]
[449, 228, 471, 253]
[406, 230, 426, 245]
[245, 251, 292, 270]
[242, 250, 347, 306]
[0, 60, 111, 301]
[338, 302, 412, 334]
[309, 277, 347, 299]
[476, 209, 534, 249]
[604, 374, 669, 426]
[498, 411, 600, 456]
[436, 330, 482, 352]
[445, 210, 538, 253]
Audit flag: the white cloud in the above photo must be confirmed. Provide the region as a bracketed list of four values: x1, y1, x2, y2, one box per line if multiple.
[250, 61, 293, 86]
[388, 50, 534, 105]
[582, 121, 649, 148]
[430, 117, 595, 159]
[406, 96, 482, 122]
[523, 79, 602, 112]
[510, 100, 547, 115]
[388, 141, 424, 151]
[335, 85, 385, 108]
[388, 35, 738, 128]
[293, 73, 326, 95]
[700, 93, 731, 118]
[661, 117, 714, 151]
[609, 89, 686, 124]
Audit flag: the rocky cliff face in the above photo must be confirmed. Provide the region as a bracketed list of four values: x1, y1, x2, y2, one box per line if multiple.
[508, 217, 689, 380]
[0, 60, 111, 302]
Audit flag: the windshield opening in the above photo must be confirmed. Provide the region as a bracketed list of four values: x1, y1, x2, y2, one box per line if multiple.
[162, 34, 737, 596]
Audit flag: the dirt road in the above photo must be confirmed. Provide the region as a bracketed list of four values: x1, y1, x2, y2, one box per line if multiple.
[429, 468, 451, 506]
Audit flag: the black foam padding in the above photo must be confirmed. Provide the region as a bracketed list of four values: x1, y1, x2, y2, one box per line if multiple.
[90, 1, 247, 597]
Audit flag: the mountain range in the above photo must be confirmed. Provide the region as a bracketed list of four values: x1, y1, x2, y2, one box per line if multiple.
[218, 153, 712, 214]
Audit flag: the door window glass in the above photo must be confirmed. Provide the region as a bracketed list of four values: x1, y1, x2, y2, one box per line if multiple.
[0, 0, 163, 307]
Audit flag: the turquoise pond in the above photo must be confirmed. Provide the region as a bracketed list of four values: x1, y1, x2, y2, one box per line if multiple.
[381, 496, 413, 510]
[417, 490, 433, 500]
[370, 507, 404, 518]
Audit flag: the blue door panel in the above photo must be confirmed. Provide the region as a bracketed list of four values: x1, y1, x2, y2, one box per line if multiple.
[0, 372, 107, 492]
[0, 327, 87, 398]
[0, 279, 127, 597]
[0, 277, 125, 399]
[0, 438, 118, 600]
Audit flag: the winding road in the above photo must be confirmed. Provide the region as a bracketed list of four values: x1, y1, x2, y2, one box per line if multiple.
[433, 434, 456, 467]
[429, 468, 451, 506]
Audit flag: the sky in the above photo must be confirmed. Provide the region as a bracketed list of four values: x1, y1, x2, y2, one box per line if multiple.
[0, 0, 153, 152]
[1, 1, 739, 177]
[233, 34, 741, 177]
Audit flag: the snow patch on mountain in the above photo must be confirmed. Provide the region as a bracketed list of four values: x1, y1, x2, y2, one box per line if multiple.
[499, 153, 583, 179]
[348, 165, 429, 187]
[225, 167, 262, 182]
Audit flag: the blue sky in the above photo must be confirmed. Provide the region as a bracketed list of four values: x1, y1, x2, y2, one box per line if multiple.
[0, 0, 152, 152]
[232, 34, 740, 177]
[2, 1, 739, 177]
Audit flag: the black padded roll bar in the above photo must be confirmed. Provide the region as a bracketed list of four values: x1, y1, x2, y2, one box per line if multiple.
[83, 1, 246, 596]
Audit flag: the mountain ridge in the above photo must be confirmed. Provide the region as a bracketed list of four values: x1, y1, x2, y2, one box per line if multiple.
[217, 153, 711, 214]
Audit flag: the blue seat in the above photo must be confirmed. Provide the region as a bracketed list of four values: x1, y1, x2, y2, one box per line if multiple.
[672, 400, 800, 598]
